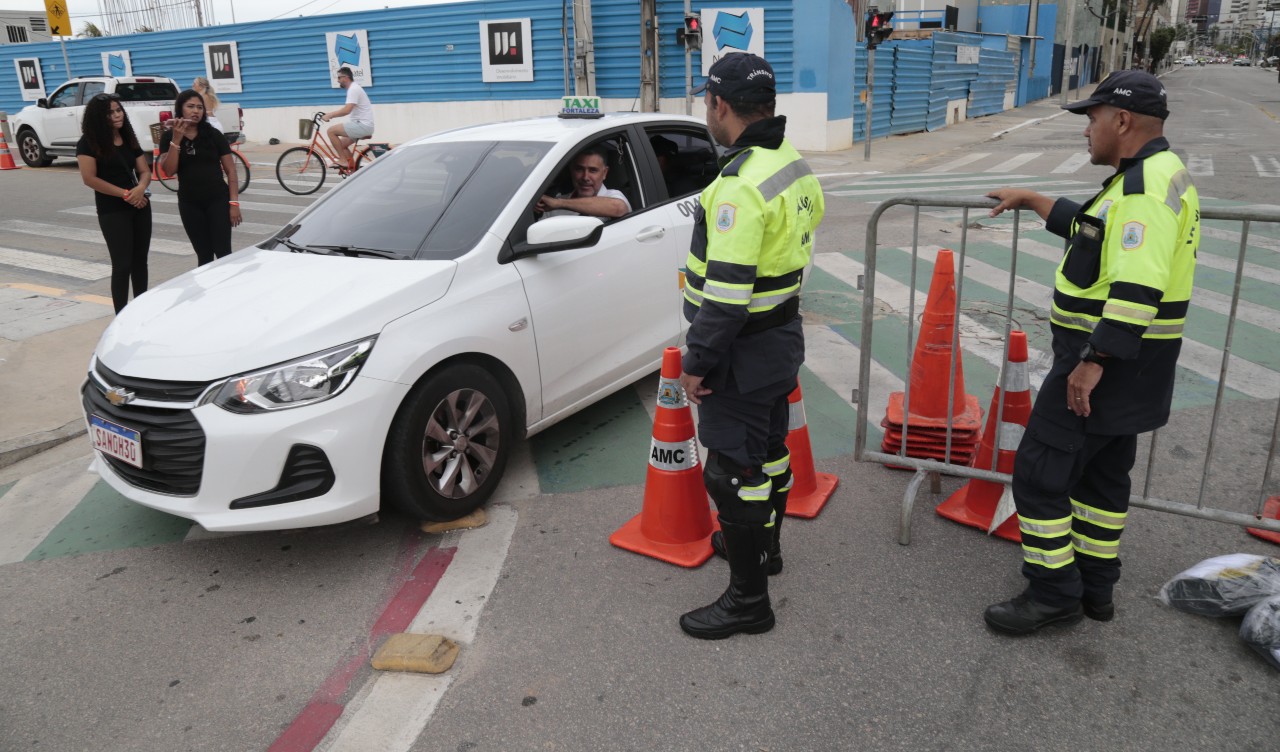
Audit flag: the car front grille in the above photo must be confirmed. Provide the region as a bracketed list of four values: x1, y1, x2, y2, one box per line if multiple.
[82, 382, 206, 496]
[93, 360, 212, 403]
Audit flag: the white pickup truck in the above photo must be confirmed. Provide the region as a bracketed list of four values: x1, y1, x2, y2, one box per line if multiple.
[11, 75, 242, 167]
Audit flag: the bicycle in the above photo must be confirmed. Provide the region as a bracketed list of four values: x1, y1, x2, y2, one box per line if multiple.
[275, 112, 382, 196]
[149, 123, 251, 195]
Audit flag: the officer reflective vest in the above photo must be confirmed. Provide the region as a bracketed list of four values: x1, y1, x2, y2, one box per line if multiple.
[1038, 136, 1199, 434]
[682, 116, 825, 387]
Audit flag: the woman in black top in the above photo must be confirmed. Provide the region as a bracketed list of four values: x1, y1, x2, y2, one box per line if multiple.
[158, 89, 242, 266]
[76, 93, 152, 313]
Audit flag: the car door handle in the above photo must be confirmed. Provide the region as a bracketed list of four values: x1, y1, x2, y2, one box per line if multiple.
[635, 226, 666, 242]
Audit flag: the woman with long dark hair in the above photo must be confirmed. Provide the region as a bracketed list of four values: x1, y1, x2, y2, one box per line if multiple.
[158, 89, 242, 265]
[76, 93, 152, 313]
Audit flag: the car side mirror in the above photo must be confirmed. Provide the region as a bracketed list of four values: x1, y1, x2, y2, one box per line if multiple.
[36, 98, 48, 108]
[502, 216, 604, 262]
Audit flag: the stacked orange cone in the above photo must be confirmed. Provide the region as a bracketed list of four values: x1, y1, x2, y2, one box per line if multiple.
[1247, 496, 1280, 545]
[783, 384, 838, 518]
[610, 347, 718, 567]
[881, 248, 983, 464]
[0, 128, 20, 170]
[935, 329, 1033, 541]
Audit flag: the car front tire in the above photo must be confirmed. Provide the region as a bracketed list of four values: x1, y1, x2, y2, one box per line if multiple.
[383, 364, 512, 521]
[17, 129, 53, 167]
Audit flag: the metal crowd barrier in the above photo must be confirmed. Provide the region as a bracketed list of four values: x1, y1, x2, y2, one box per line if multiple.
[853, 196, 1280, 545]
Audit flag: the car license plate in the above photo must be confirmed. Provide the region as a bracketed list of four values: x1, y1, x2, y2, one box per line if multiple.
[89, 414, 143, 469]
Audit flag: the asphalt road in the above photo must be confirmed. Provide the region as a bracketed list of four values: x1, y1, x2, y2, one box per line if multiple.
[1, 64, 1278, 751]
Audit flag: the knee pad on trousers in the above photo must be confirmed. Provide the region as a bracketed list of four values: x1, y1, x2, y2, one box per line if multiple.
[704, 453, 773, 525]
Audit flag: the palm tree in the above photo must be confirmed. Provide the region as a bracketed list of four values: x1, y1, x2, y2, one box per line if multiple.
[76, 21, 105, 37]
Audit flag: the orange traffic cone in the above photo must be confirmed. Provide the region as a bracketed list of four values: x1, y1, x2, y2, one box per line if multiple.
[881, 248, 983, 464]
[1247, 496, 1280, 545]
[783, 384, 838, 518]
[0, 129, 20, 170]
[610, 347, 719, 567]
[935, 330, 1033, 541]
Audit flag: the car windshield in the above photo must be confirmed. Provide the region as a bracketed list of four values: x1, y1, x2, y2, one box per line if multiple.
[284, 140, 550, 260]
[116, 82, 180, 101]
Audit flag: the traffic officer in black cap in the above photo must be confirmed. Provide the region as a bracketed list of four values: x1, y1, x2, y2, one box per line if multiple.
[676, 53, 824, 639]
[982, 69, 1199, 634]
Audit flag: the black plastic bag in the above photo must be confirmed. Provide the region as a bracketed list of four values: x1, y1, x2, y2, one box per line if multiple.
[1157, 554, 1280, 617]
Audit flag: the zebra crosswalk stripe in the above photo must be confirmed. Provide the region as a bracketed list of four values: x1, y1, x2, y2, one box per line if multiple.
[148, 193, 304, 215]
[926, 153, 990, 173]
[1052, 153, 1092, 174]
[61, 206, 280, 236]
[0, 247, 112, 280]
[987, 153, 1041, 173]
[1251, 155, 1280, 178]
[0, 220, 192, 256]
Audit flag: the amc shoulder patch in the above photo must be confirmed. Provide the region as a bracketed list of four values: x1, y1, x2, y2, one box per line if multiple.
[1120, 221, 1145, 250]
[715, 203, 737, 233]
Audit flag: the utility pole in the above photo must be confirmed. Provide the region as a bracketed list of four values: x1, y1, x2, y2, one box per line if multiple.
[684, 0, 693, 115]
[1028, 0, 1040, 83]
[1060, 0, 1076, 103]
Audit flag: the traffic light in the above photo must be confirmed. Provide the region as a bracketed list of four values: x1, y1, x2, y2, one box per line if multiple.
[677, 13, 702, 50]
[865, 10, 895, 49]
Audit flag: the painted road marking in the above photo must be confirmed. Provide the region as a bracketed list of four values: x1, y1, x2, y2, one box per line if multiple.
[148, 193, 306, 215]
[0, 246, 112, 280]
[61, 205, 281, 236]
[0, 219, 193, 256]
[1250, 155, 1280, 178]
[318, 505, 518, 752]
[926, 153, 991, 173]
[829, 179, 1088, 198]
[0, 452, 99, 564]
[986, 152, 1042, 173]
[1186, 154, 1215, 177]
[1052, 152, 1092, 174]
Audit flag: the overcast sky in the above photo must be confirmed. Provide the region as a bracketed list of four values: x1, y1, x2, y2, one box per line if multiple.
[21, 0, 466, 37]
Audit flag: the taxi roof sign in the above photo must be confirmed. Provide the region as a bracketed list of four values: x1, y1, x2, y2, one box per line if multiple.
[559, 96, 603, 119]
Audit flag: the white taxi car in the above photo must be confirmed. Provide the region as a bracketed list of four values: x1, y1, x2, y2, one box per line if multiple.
[83, 111, 724, 531]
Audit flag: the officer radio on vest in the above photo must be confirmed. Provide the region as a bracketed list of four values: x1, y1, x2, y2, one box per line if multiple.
[984, 70, 1200, 635]
[676, 53, 825, 640]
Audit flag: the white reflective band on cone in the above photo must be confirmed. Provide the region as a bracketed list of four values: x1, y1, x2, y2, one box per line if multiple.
[788, 399, 807, 431]
[649, 438, 699, 471]
[1004, 362, 1030, 393]
[656, 377, 687, 408]
[997, 423, 1025, 452]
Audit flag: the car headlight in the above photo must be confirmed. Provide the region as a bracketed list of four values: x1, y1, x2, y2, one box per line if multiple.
[207, 338, 376, 414]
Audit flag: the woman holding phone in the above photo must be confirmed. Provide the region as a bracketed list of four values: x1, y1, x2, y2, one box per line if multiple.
[76, 93, 152, 313]
[158, 89, 242, 266]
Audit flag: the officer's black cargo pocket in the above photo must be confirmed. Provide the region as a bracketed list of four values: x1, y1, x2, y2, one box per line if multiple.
[1013, 415, 1085, 497]
[1062, 214, 1104, 289]
[697, 415, 746, 457]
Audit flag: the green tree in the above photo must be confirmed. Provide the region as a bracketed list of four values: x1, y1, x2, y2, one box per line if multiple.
[76, 21, 105, 37]
[1150, 26, 1176, 69]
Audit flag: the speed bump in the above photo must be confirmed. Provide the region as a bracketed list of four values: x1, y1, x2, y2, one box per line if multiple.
[420, 507, 488, 534]
[371, 634, 459, 674]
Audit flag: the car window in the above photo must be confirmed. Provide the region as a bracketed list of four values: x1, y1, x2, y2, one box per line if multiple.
[643, 127, 718, 200]
[285, 140, 550, 260]
[81, 81, 106, 99]
[541, 134, 643, 215]
[116, 82, 180, 102]
[48, 84, 78, 108]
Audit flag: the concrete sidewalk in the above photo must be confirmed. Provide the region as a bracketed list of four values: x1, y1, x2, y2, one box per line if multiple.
[0, 85, 1098, 469]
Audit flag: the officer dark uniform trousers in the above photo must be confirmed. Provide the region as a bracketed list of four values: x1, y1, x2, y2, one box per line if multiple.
[678, 112, 824, 640]
[1012, 136, 1198, 615]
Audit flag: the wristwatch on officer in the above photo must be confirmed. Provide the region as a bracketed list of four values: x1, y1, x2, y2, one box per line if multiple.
[1079, 341, 1108, 365]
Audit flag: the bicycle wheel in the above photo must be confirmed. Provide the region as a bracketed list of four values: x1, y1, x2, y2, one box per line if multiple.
[276, 147, 326, 195]
[228, 149, 250, 194]
[154, 156, 178, 192]
[352, 147, 372, 171]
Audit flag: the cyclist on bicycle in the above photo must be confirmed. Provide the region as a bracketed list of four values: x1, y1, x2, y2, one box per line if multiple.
[321, 66, 374, 171]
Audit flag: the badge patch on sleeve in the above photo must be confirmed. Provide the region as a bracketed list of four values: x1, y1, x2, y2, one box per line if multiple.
[1120, 221, 1145, 250]
[715, 203, 737, 233]
[1096, 200, 1113, 223]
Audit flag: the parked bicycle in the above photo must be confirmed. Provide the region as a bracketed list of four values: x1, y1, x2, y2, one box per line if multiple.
[151, 123, 251, 194]
[275, 112, 384, 196]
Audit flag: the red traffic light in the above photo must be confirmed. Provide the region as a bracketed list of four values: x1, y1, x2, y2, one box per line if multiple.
[688, 18, 699, 31]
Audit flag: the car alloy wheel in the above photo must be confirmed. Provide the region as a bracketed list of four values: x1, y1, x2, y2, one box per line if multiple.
[383, 363, 512, 522]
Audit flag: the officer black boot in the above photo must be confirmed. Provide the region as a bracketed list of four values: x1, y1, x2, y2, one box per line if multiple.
[710, 478, 788, 575]
[680, 519, 775, 639]
[984, 590, 1084, 636]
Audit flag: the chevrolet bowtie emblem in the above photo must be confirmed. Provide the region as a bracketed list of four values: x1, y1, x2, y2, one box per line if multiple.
[106, 387, 135, 406]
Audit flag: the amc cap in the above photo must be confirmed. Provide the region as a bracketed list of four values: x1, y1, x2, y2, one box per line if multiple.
[691, 53, 776, 103]
[1063, 70, 1169, 120]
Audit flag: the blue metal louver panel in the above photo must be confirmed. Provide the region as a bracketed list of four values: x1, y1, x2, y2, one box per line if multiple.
[969, 48, 1014, 118]
[650, 1, 796, 102]
[928, 31, 981, 131]
[888, 42, 931, 136]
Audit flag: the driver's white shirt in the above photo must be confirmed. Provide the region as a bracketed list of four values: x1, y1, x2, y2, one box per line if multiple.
[543, 186, 631, 218]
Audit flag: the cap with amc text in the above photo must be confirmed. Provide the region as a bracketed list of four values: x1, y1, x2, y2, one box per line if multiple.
[691, 53, 776, 103]
[1063, 70, 1169, 120]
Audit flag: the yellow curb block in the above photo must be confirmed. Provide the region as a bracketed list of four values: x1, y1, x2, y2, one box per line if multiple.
[71, 294, 114, 307]
[371, 634, 459, 674]
[420, 507, 487, 534]
[5, 283, 67, 296]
